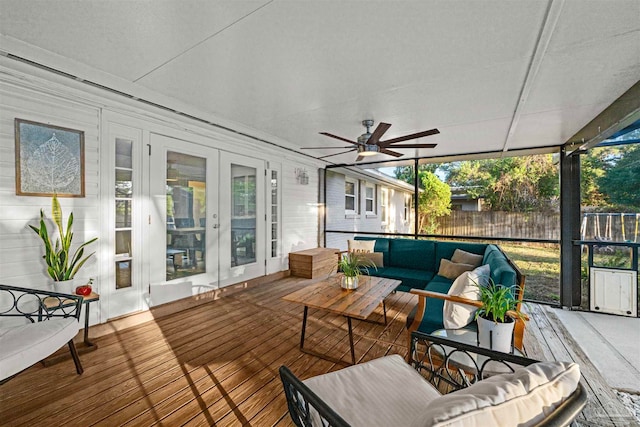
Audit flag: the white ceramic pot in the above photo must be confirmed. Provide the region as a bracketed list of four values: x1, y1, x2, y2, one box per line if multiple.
[52, 278, 78, 295]
[341, 275, 359, 290]
[477, 316, 515, 353]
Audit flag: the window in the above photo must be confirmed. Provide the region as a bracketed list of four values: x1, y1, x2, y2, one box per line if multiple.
[365, 184, 376, 214]
[404, 193, 411, 222]
[381, 188, 389, 224]
[345, 178, 358, 214]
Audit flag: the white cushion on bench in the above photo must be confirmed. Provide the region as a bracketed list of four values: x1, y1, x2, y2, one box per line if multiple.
[410, 361, 581, 427]
[304, 354, 441, 427]
[0, 318, 79, 381]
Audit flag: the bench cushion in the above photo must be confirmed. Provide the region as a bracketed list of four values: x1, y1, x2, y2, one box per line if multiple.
[411, 361, 581, 427]
[0, 318, 79, 380]
[304, 355, 441, 427]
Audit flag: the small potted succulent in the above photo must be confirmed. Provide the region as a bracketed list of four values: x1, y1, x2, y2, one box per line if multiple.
[475, 279, 526, 353]
[337, 252, 375, 290]
[29, 195, 98, 293]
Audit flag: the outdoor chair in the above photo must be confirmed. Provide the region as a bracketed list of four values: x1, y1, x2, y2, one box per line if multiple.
[280, 331, 587, 427]
[0, 284, 84, 383]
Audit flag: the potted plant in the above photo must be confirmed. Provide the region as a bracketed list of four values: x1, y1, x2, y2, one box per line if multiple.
[337, 252, 375, 290]
[474, 279, 526, 353]
[29, 195, 98, 292]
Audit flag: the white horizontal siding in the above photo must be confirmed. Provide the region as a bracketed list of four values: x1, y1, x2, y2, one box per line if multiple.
[0, 83, 101, 296]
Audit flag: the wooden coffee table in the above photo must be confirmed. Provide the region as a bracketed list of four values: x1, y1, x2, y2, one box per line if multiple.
[282, 275, 401, 364]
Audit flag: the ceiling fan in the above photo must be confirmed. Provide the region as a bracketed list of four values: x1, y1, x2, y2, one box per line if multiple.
[304, 119, 439, 162]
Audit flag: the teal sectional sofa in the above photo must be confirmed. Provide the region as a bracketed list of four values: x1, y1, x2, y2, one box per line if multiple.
[351, 236, 526, 350]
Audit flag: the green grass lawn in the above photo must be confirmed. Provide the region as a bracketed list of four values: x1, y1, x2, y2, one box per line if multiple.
[499, 243, 561, 303]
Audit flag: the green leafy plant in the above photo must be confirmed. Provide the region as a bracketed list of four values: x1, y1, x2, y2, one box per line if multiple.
[475, 279, 526, 324]
[29, 195, 98, 281]
[338, 252, 376, 278]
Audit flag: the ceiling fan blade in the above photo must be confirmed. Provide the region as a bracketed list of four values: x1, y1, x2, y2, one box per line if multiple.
[379, 148, 404, 158]
[355, 155, 365, 162]
[317, 148, 357, 159]
[319, 132, 358, 145]
[381, 143, 437, 149]
[368, 122, 391, 145]
[301, 146, 353, 149]
[380, 128, 440, 146]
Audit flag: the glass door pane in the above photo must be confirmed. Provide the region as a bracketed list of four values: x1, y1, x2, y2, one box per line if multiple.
[231, 164, 256, 266]
[115, 138, 133, 289]
[166, 151, 206, 281]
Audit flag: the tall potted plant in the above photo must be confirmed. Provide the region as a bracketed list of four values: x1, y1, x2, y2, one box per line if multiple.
[29, 195, 97, 292]
[475, 280, 526, 353]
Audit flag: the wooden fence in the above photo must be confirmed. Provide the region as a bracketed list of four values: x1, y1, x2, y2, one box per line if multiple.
[435, 211, 640, 242]
[435, 211, 560, 240]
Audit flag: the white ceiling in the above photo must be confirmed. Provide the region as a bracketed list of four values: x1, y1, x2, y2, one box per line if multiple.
[1, 0, 639, 165]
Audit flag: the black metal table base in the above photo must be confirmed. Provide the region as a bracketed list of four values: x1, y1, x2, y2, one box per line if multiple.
[299, 302, 387, 365]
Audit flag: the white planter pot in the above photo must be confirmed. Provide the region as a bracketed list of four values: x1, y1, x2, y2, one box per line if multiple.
[477, 316, 515, 353]
[52, 278, 79, 295]
[341, 275, 359, 290]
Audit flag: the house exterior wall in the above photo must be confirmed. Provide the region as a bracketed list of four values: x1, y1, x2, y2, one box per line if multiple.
[325, 170, 414, 251]
[0, 65, 322, 324]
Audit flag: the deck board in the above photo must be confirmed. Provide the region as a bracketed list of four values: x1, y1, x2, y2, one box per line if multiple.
[1, 276, 635, 426]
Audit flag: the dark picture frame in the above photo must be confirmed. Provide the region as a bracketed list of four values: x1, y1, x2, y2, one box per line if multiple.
[15, 118, 85, 197]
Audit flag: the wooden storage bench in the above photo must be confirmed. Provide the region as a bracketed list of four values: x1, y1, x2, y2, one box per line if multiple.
[289, 248, 339, 279]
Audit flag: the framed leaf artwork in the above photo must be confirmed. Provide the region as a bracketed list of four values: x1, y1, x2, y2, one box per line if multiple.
[15, 119, 85, 197]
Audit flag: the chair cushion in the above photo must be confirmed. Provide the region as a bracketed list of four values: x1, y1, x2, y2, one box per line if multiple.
[0, 318, 79, 381]
[451, 249, 484, 268]
[438, 259, 475, 280]
[304, 354, 442, 427]
[348, 239, 376, 253]
[410, 361, 581, 427]
[443, 264, 490, 329]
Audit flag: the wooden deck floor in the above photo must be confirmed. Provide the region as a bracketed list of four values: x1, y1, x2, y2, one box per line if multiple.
[1, 276, 637, 426]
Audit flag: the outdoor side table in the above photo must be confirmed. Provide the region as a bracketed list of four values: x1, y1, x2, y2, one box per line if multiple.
[43, 291, 100, 348]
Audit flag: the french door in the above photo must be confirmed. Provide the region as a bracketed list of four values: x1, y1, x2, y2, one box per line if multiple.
[148, 133, 219, 292]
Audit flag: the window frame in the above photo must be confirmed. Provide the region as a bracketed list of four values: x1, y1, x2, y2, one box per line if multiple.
[365, 183, 376, 216]
[345, 177, 359, 215]
[380, 187, 389, 224]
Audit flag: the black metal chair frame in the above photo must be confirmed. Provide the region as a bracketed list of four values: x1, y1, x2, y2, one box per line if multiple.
[279, 330, 587, 427]
[0, 284, 84, 382]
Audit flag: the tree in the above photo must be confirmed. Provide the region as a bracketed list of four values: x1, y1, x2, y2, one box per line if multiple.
[598, 144, 640, 209]
[443, 155, 559, 212]
[393, 164, 438, 188]
[418, 171, 451, 234]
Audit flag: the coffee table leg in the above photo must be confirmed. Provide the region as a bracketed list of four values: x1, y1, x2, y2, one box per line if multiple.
[383, 301, 387, 325]
[83, 302, 96, 347]
[347, 317, 355, 364]
[300, 306, 308, 350]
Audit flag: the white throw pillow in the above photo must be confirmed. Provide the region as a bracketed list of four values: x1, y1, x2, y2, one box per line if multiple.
[443, 264, 490, 329]
[348, 239, 376, 254]
[409, 361, 581, 427]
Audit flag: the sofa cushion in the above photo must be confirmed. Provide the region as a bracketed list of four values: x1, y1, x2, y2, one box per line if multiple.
[443, 264, 490, 329]
[348, 239, 375, 253]
[483, 245, 518, 290]
[435, 242, 487, 273]
[389, 239, 436, 271]
[355, 237, 390, 266]
[305, 354, 441, 427]
[451, 249, 484, 268]
[360, 252, 384, 268]
[437, 259, 475, 280]
[410, 361, 581, 427]
[0, 318, 79, 381]
[377, 267, 434, 292]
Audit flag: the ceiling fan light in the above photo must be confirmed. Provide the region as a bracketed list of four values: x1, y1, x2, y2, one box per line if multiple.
[358, 144, 378, 156]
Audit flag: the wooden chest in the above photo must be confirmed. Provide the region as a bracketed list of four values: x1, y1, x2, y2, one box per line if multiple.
[289, 248, 339, 279]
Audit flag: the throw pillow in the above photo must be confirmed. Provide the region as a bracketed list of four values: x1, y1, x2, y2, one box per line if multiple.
[347, 239, 375, 254]
[443, 264, 490, 329]
[451, 249, 483, 268]
[359, 252, 384, 268]
[410, 361, 581, 427]
[438, 259, 474, 280]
